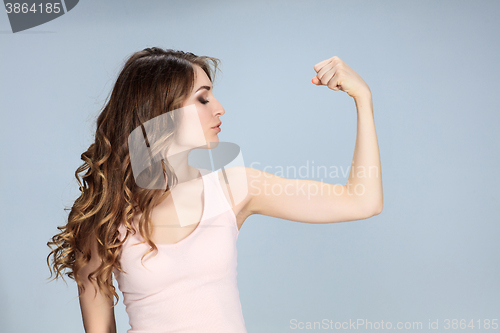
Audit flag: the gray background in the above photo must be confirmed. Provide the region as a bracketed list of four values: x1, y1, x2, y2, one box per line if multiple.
[1, 0, 499, 332]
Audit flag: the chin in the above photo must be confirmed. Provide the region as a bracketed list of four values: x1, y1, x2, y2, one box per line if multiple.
[206, 136, 220, 149]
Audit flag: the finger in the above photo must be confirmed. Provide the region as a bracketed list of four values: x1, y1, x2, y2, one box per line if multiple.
[311, 76, 320, 85]
[317, 63, 337, 85]
[327, 73, 342, 91]
[320, 70, 336, 87]
[313, 57, 333, 73]
[313, 57, 333, 72]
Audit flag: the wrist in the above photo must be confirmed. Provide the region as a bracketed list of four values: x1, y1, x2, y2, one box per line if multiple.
[353, 88, 372, 103]
[353, 92, 373, 112]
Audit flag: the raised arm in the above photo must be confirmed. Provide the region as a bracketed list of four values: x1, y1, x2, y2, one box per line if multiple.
[244, 56, 383, 223]
[77, 237, 117, 333]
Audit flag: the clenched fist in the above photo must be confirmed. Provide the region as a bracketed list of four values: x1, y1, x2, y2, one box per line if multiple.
[312, 56, 371, 100]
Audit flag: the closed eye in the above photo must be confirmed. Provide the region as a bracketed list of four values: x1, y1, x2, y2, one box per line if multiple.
[198, 98, 209, 104]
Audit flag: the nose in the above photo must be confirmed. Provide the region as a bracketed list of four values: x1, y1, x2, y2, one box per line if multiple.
[214, 98, 225, 116]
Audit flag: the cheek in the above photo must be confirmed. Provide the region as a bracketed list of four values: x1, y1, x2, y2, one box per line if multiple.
[175, 105, 207, 146]
[197, 111, 212, 130]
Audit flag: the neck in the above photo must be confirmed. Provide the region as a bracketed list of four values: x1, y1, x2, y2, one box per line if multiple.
[165, 146, 200, 185]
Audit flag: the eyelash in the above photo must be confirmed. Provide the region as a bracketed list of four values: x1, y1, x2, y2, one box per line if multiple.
[198, 98, 209, 105]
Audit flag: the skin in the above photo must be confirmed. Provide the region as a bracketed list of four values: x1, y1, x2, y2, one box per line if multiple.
[79, 57, 383, 332]
[78, 237, 117, 333]
[156, 58, 383, 238]
[78, 65, 226, 333]
[195, 56, 383, 232]
[144, 64, 229, 241]
[166, 64, 226, 183]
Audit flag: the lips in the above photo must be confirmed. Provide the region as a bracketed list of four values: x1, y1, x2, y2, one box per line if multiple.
[211, 121, 222, 129]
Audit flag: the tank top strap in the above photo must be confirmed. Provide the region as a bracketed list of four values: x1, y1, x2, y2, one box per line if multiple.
[213, 169, 235, 213]
[197, 168, 237, 229]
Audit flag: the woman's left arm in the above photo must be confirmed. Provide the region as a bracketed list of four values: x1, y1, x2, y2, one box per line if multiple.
[244, 56, 383, 223]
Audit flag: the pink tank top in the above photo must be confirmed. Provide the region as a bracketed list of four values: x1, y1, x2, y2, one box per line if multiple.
[114, 168, 247, 333]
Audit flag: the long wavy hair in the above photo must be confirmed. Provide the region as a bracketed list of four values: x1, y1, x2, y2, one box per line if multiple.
[46, 47, 221, 307]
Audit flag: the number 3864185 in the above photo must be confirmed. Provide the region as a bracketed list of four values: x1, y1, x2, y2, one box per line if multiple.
[5, 3, 62, 14]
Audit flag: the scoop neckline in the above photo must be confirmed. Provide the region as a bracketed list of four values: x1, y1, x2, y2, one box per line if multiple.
[154, 167, 208, 248]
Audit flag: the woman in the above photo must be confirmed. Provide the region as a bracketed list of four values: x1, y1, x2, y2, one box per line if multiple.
[47, 47, 383, 333]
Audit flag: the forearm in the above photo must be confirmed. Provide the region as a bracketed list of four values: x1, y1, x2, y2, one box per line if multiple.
[345, 92, 383, 214]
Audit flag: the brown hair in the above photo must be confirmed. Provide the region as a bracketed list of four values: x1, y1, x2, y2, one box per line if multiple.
[46, 47, 221, 306]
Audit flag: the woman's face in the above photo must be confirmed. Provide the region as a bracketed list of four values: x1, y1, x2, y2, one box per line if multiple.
[175, 64, 225, 150]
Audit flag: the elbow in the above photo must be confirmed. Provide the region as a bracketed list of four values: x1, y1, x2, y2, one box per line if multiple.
[365, 202, 383, 217]
[372, 201, 383, 216]
[356, 198, 383, 219]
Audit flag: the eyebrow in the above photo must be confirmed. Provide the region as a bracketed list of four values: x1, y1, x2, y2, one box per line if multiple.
[195, 85, 212, 93]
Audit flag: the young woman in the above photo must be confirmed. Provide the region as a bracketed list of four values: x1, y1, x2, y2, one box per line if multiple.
[47, 47, 382, 333]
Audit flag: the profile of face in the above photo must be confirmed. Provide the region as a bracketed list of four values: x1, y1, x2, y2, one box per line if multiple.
[128, 63, 226, 190]
[171, 64, 225, 152]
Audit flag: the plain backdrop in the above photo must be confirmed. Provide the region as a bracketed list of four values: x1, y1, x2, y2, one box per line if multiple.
[1, 0, 499, 332]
